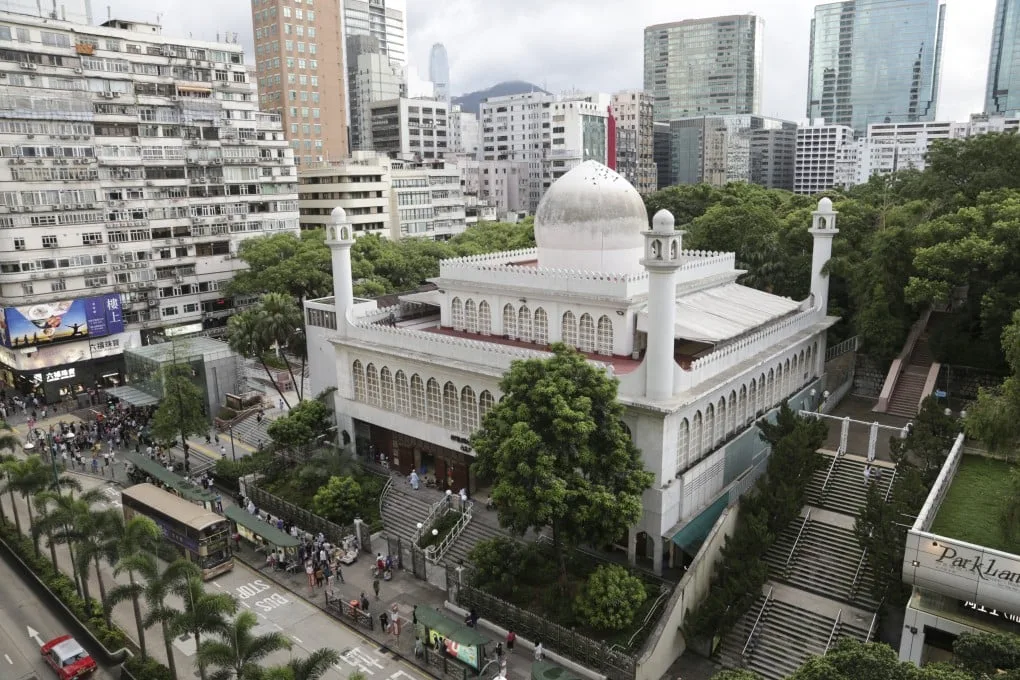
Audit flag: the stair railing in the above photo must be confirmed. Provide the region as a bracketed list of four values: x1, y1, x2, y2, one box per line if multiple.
[883, 467, 897, 503]
[848, 547, 868, 603]
[414, 494, 451, 544]
[741, 586, 774, 659]
[785, 511, 812, 569]
[819, 453, 840, 500]
[378, 476, 393, 523]
[824, 609, 843, 653]
[431, 500, 474, 563]
[866, 611, 879, 643]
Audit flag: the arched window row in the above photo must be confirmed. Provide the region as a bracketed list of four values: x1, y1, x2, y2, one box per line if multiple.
[349, 361, 496, 434]
[561, 311, 615, 356]
[673, 345, 817, 476]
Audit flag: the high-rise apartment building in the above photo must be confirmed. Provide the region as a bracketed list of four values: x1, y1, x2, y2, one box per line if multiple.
[653, 122, 673, 189]
[343, 0, 406, 66]
[668, 115, 796, 189]
[807, 0, 946, 134]
[347, 35, 406, 151]
[450, 104, 480, 157]
[429, 43, 450, 103]
[389, 158, 465, 240]
[986, 0, 1020, 115]
[479, 92, 609, 211]
[251, 0, 348, 165]
[794, 122, 856, 194]
[611, 91, 657, 194]
[298, 152, 391, 236]
[644, 15, 764, 122]
[0, 11, 298, 398]
[370, 97, 450, 160]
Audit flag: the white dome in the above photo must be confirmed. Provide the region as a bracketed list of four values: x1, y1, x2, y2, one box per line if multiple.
[534, 161, 647, 273]
[330, 206, 348, 222]
[817, 197, 833, 213]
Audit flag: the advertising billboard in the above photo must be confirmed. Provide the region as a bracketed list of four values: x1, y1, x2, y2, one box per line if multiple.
[1, 294, 124, 348]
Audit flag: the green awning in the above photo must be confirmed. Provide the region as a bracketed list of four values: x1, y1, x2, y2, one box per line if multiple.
[413, 606, 490, 647]
[671, 493, 729, 554]
[531, 661, 583, 680]
[122, 451, 216, 505]
[224, 506, 300, 548]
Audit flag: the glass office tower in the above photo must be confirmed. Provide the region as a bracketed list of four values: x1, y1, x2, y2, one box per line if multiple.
[986, 0, 1020, 115]
[644, 15, 764, 122]
[807, 0, 945, 133]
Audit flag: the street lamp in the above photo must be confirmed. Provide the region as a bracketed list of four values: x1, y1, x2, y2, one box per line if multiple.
[227, 422, 237, 461]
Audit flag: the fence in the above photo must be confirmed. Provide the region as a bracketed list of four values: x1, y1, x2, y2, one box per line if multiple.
[247, 484, 371, 553]
[448, 564, 638, 680]
[324, 591, 374, 631]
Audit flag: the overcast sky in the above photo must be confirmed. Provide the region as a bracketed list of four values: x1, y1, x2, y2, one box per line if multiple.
[92, 0, 995, 123]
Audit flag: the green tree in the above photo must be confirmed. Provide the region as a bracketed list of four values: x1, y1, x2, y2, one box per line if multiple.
[171, 576, 238, 680]
[32, 490, 63, 570]
[197, 610, 292, 680]
[952, 631, 1020, 676]
[1, 454, 51, 544]
[260, 648, 341, 680]
[151, 345, 209, 450]
[922, 132, 1020, 205]
[104, 514, 162, 658]
[144, 559, 203, 680]
[227, 294, 307, 408]
[228, 230, 333, 302]
[266, 398, 333, 454]
[1003, 466, 1020, 546]
[227, 309, 290, 409]
[471, 344, 654, 578]
[310, 475, 363, 526]
[34, 487, 107, 604]
[572, 564, 648, 631]
[965, 309, 1020, 453]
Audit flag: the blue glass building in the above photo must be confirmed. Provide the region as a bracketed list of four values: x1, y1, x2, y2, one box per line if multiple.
[807, 0, 945, 133]
[986, 0, 1020, 115]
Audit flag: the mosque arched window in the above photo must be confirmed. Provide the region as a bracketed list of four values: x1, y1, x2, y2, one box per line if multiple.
[502, 304, 516, 339]
[676, 418, 690, 476]
[738, 385, 747, 426]
[703, 404, 714, 454]
[394, 370, 410, 414]
[410, 375, 426, 419]
[766, 369, 775, 408]
[518, 305, 532, 342]
[443, 382, 459, 430]
[379, 367, 394, 410]
[727, 392, 737, 436]
[717, 397, 727, 444]
[747, 380, 757, 421]
[460, 386, 478, 432]
[365, 363, 380, 406]
[426, 378, 442, 424]
[578, 313, 595, 353]
[451, 298, 464, 331]
[534, 308, 549, 344]
[561, 311, 577, 347]
[596, 315, 613, 355]
[691, 412, 702, 461]
[758, 373, 766, 414]
[479, 390, 496, 422]
[478, 301, 491, 335]
[464, 299, 478, 333]
[352, 360, 365, 402]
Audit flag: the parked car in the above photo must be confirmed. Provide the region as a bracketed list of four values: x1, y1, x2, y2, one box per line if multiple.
[40, 635, 97, 679]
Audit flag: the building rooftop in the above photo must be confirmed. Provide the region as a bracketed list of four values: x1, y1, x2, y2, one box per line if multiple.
[929, 454, 1020, 555]
[127, 337, 236, 364]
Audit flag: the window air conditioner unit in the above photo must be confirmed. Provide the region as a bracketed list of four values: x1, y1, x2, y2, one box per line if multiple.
[0, 73, 6, 78]
[74, 68, 83, 74]
[18, 62, 30, 69]
[26, 134, 34, 139]
[112, 93, 121, 98]
[30, 273, 39, 280]
[109, 244, 119, 249]
[43, 272, 54, 278]
[26, 63, 36, 70]
[171, 96, 179, 102]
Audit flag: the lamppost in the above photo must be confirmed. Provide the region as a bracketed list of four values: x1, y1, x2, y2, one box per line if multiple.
[227, 422, 237, 461]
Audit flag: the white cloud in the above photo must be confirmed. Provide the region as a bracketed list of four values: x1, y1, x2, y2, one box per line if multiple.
[95, 0, 994, 122]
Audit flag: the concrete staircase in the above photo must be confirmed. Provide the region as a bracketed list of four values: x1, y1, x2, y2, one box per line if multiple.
[715, 593, 769, 670]
[886, 338, 934, 418]
[805, 455, 894, 517]
[443, 512, 510, 565]
[229, 413, 271, 448]
[764, 519, 881, 610]
[379, 484, 436, 549]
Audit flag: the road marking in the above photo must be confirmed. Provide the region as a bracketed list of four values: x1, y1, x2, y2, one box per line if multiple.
[213, 582, 222, 589]
[337, 647, 385, 675]
[291, 635, 302, 644]
[4, 654, 12, 664]
[257, 613, 267, 620]
[241, 601, 251, 609]
[26, 626, 43, 646]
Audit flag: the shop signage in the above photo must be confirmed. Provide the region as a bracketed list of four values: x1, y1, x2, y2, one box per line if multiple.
[426, 629, 478, 669]
[934, 545, 1020, 585]
[905, 531, 1020, 611]
[1, 294, 123, 348]
[43, 368, 76, 383]
[963, 600, 1020, 624]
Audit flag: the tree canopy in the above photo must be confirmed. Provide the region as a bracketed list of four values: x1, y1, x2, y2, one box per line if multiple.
[471, 344, 653, 575]
[266, 397, 333, 454]
[151, 349, 208, 449]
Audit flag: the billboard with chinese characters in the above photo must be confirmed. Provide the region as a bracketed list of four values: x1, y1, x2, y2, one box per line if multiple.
[1, 294, 124, 348]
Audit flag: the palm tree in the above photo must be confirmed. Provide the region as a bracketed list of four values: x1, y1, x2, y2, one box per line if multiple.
[260, 292, 306, 401]
[261, 648, 341, 680]
[103, 513, 161, 653]
[1, 454, 50, 540]
[198, 610, 292, 680]
[0, 422, 21, 525]
[171, 575, 237, 680]
[142, 558, 202, 680]
[32, 491, 62, 569]
[227, 310, 291, 409]
[35, 488, 106, 603]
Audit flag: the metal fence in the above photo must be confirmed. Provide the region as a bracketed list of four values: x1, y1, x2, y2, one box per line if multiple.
[247, 484, 371, 553]
[448, 564, 638, 680]
[324, 591, 374, 631]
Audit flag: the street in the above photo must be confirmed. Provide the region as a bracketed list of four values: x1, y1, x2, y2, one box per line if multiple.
[1, 472, 430, 680]
[0, 552, 118, 680]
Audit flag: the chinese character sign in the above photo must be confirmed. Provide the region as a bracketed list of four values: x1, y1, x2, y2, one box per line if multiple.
[2, 294, 125, 348]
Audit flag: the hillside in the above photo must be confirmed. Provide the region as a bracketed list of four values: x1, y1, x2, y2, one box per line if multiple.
[452, 80, 549, 114]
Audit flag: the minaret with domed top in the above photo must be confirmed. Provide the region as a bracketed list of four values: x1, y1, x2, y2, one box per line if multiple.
[808, 197, 838, 314]
[326, 206, 355, 321]
[641, 209, 683, 401]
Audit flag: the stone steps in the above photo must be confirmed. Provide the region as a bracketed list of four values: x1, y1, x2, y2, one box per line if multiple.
[805, 456, 893, 517]
[745, 599, 835, 680]
[715, 593, 769, 670]
[442, 512, 508, 565]
[380, 486, 436, 549]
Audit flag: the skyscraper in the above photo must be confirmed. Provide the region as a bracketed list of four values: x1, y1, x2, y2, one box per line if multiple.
[347, 35, 407, 151]
[807, 0, 945, 133]
[343, 0, 407, 67]
[429, 43, 451, 102]
[251, 0, 349, 164]
[643, 15, 764, 122]
[986, 0, 1020, 115]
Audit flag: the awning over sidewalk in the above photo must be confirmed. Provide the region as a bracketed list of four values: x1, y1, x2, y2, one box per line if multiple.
[122, 451, 216, 506]
[224, 506, 300, 548]
[414, 605, 489, 647]
[105, 386, 160, 407]
[670, 493, 729, 555]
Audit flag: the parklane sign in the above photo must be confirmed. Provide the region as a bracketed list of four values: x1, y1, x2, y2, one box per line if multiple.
[904, 530, 1020, 612]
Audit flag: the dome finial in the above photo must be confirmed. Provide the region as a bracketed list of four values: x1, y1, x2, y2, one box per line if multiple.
[330, 206, 348, 223]
[652, 209, 675, 233]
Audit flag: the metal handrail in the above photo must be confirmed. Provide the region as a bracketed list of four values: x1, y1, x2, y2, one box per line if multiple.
[625, 584, 672, 649]
[786, 511, 812, 568]
[819, 452, 840, 496]
[848, 547, 868, 601]
[414, 494, 451, 543]
[432, 501, 473, 563]
[883, 467, 897, 503]
[378, 476, 393, 524]
[824, 609, 842, 653]
[865, 611, 878, 643]
[741, 586, 774, 658]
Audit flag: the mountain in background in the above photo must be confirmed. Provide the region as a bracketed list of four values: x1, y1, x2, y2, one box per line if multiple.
[452, 80, 549, 114]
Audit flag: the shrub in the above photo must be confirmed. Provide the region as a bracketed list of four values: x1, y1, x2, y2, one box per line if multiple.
[467, 537, 524, 598]
[124, 655, 175, 680]
[417, 510, 463, 549]
[310, 475, 363, 525]
[573, 564, 648, 631]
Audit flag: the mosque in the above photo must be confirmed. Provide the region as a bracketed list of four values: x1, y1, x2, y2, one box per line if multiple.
[303, 160, 840, 574]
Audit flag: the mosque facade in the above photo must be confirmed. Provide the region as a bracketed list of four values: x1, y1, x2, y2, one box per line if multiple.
[303, 160, 840, 574]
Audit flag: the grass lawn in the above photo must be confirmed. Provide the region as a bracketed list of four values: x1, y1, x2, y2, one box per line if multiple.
[930, 455, 1020, 555]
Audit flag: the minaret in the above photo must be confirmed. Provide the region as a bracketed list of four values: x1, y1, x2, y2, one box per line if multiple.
[641, 209, 684, 401]
[325, 206, 355, 322]
[808, 197, 839, 314]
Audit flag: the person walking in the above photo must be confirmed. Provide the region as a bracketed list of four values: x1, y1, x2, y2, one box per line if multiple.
[534, 641, 544, 662]
[372, 576, 380, 599]
[305, 560, 315, 593]
[409, 469, 420, 490]
[506, 630, 516, 653]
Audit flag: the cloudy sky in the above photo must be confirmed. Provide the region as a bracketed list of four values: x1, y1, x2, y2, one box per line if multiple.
[89, 0, 994, 122]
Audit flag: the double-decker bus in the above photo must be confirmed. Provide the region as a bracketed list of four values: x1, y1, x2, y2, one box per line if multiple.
[121, 483, 234, 579]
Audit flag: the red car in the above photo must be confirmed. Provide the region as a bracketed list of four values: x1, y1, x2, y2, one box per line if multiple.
[40, 635, 97, 679]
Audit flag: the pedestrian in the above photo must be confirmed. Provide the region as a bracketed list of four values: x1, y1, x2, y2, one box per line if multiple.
[360, 592, 369, 611]
[305, 560, 315, 592]
[336, 563, 345, 583]
[506, 630, 516, 652]
[409, 470, 420, 490]
[534, 641, 544, 662]
[379, 611, 389, 631]
[232, 532, 241, 550]
[495, 642, 504, 661]
[863, 465, 872, 484]
[372, 576, 380, 599]
[220, 444, 226, 458]
[414, 637, 424, 659]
